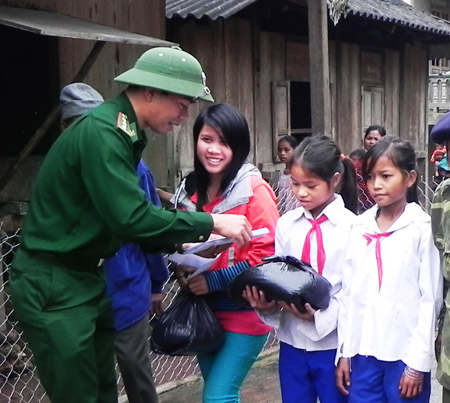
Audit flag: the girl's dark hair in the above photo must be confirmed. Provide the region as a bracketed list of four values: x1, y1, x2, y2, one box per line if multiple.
[278, 135, 298, 149]
[193, 103, 251, 211]
[364, 125, 387, 139]
[349, 148, 367, 161]
[362, 136, 418, 203]
[292, 135, 358, 213]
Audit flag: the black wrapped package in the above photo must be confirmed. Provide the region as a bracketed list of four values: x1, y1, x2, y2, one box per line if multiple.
[229, 255, 332, 313]
[151, 289, 224, 356]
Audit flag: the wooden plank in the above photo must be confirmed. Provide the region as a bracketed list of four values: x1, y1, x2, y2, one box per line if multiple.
[349, 43, 361, 152]
[400, 44, 427, 151]
[329, 41, 337, 139]
[286, 41, 309, 81]
[257, 32, 278, 165]
[336, 42, 352, 149]
[360, 51, 383, 85]
[384, 49, 400, 137]
[223, 18, 255, 161]
[307, 0, 331, 135]
[0, 5, 171, 45]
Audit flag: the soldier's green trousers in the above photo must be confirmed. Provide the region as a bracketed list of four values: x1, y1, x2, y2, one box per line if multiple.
[10, 248, 117, 403]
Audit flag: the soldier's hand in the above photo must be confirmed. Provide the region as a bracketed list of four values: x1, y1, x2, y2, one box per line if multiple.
[211, 214, 252, 247]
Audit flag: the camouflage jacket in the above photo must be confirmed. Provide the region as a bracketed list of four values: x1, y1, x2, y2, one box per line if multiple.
[431, 179, 450, 388]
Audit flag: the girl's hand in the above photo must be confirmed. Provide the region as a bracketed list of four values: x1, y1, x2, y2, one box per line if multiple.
[174, 265, 196, 288]
[242, 286, 277, 312]
[335, 358, 351, 396]
[399, 367, 423, 399]
[187, 274, 209, 295]
[278, 301, 316, 322]
[194, 244, 229, 259]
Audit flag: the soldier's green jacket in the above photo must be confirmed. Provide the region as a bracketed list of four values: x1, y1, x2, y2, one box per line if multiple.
[20, 92, 212, 260]
[431, 178, 450, 389]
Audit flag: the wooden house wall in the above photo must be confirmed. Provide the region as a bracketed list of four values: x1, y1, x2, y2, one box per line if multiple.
[0, 2, 430, 198]
[165, 18, 257, 189]
[333, 41, 362, 154]
[0, 0, 166, 203]
[399, 44, 428, 152]
[0, 0, 165, 96]
[169, 16, 429, 191]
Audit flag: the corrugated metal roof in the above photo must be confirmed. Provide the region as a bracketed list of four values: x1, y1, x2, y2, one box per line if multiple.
[0, 6, 174, 46]
[166, 0, 259, 20]
[347, 0, 450, 36]
[166, 0, 450, 37]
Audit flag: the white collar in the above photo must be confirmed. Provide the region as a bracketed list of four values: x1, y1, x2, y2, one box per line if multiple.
[290, 194, 346, 226]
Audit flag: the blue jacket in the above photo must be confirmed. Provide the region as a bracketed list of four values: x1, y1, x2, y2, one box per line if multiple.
[104, 160, 169, 332]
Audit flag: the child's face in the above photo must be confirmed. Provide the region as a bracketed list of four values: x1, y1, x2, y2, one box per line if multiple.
[365, 155, 416, 209]
[277, 141, 295, 164]
[290, 162, 339, 218]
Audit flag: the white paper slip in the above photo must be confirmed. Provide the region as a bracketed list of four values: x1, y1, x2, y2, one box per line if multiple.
[250, 228, 270, 238]
[167, 252, 218, 277]
[183, 227, 270, 255]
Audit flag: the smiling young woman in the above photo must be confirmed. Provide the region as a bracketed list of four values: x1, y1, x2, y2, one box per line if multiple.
[171, 103, 280, 403]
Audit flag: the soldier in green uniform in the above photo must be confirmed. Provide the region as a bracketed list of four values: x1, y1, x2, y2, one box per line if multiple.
[431, 112, 450, 403]
[10, 46, 252, 403]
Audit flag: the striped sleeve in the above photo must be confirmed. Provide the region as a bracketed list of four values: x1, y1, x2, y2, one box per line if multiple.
[205, 260, 250, 292]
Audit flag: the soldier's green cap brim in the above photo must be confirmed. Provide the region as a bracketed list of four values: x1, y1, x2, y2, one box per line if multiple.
[114, 68, 214, 102]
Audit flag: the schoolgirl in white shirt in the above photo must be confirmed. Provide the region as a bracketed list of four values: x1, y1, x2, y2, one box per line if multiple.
[336, 136, 442, 403]
[244, 135, 357, 403]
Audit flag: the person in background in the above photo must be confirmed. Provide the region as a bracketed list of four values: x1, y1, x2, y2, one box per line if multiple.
[349, 148, 374, 213]
[336, 136, 442, 403]
[431, 144, 446, 179]
[363, 124, 386, 151]
[59, 83, 105, 130]
[430, 112, 450, 403]
[276, 135, 301, 215]
[173, 103, 279, 402]
[245, 135, 357, 403]
[9, 47, 252, 403]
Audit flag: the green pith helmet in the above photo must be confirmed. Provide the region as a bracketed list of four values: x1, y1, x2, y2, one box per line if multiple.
[114, 46, 214, 102]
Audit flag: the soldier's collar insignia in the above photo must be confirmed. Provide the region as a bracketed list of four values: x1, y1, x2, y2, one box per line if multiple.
[116, 112, 138, 141]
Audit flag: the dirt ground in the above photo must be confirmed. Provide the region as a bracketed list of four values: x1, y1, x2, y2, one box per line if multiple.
[158, 353, 281, 403]
[158, 352, 443, 403]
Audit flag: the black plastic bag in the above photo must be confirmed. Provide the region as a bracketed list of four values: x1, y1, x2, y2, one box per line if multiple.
[229, 255, 332, 313]
[151, 289, 225, 356]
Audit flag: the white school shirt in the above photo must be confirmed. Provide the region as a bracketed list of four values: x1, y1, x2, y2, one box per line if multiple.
[338, 202, 442, 372]
[258, 195, 356, 351]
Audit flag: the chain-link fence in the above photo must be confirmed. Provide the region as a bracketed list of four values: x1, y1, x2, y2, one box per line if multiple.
[0, 174, 437, 402]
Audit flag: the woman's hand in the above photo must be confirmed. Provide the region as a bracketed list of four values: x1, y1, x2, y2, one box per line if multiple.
[242, 286, 277, 312]
[336, 358, 351, 396]
[278, 302, 316, 322]
[194, 244, 230, 259]
[187, 274, 209, 295]
[399, 366, 424, 399]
